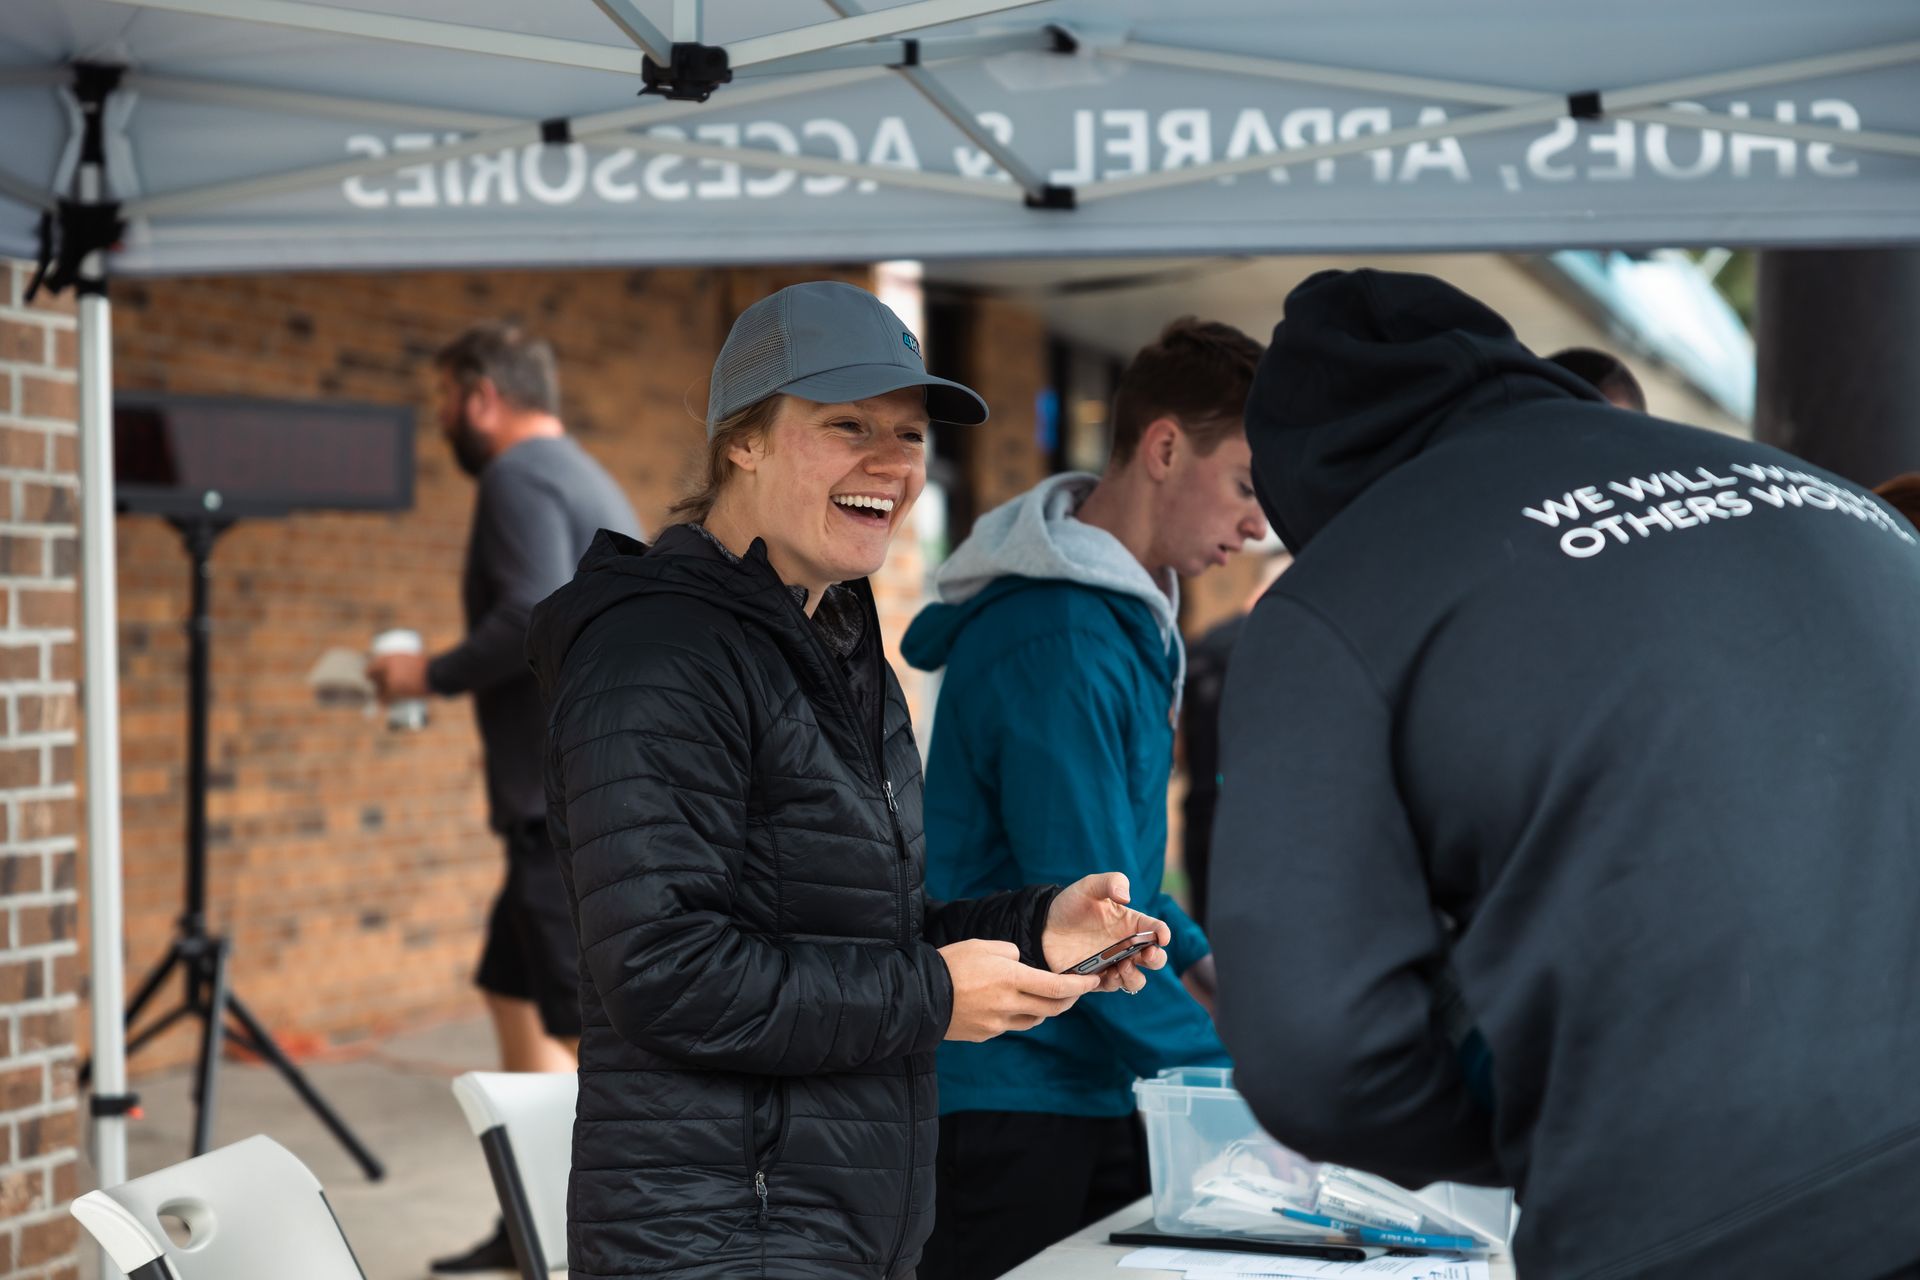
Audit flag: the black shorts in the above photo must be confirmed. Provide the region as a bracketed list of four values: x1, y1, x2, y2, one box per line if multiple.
[474, 819, 582, 1039]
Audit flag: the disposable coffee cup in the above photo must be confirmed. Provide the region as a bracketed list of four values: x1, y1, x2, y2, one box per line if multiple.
[370, 628, 429, 732]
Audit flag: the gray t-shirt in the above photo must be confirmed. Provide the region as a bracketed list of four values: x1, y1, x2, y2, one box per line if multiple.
[428, 435, 640, 832]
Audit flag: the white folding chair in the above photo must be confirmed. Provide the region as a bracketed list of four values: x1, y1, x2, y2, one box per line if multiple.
[70, 1133, 366, 1280]
[452, 1071, 576, 1280]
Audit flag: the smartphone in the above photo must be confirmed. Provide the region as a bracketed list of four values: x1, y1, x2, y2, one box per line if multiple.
[1062, 931, 1159, 976]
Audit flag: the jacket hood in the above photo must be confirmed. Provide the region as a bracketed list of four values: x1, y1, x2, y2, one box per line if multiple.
[902, 472, 1182, 683]
[1250, 268, 1603, 552]
[528, 523, 810, 699]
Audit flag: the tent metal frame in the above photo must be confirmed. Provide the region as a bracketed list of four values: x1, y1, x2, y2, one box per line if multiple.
[4, 7, 1916, 1276]
[10, 25, 1914, 233]
[107, 0, 1055, 75]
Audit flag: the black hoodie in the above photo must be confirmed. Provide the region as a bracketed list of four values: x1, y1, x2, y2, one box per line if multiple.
[1211, 270, 1920, 1279]
[527, 524, 1058, 1279]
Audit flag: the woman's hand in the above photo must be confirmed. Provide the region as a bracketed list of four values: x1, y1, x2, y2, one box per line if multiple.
[939, 940, 1099, 1042]
[1041, 873, 1172, 995]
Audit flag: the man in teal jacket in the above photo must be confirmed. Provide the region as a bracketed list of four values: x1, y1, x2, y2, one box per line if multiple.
[905, 318, 1270, 1280]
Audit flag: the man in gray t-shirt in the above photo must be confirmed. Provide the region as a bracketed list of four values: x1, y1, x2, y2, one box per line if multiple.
[369, 322, 638, 1275]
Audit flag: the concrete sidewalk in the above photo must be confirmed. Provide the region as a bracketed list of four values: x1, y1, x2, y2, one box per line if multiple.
[79, 1016, 544, 1280]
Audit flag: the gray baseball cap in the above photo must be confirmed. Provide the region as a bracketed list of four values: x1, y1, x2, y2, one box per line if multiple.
[706, 281, 988, 435]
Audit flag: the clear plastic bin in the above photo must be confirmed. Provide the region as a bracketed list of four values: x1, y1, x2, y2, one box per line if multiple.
[1135, 1066, 1514, 1248]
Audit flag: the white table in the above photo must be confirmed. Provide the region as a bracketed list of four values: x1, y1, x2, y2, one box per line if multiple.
[998, 1199, 1517, 1279]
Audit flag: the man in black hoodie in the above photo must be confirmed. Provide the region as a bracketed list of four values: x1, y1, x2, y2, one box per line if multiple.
[1211, 269, 1920, 1279]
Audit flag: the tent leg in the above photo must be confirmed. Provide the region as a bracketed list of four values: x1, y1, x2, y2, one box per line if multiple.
[76, 168, 131, 1276]
[1755, 248, 1920, 486]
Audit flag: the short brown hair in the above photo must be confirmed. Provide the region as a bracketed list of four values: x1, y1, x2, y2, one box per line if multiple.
[434, 322, 560, 416]
[1109, 317, 1264, 467]
[1547, 347, 1648, 413]
[1874, 473, 1920, 533]
[667, 395, 785, 525]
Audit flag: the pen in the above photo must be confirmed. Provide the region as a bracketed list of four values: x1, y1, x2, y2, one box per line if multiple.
[1277, 1207, 1483, 1251]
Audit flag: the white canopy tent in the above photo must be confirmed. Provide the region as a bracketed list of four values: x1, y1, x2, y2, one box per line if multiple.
[2, 0, 1917, 1248]
[7, 0, 1920, 270]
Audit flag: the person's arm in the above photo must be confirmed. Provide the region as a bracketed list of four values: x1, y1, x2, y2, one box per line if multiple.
[554, 623, 954, 1075]
[1159, 888, 1216, 1017]
[978, 628, 1228, 1073]
[1211, 594, 1500, 1188]
[923, 886, 1061, 971]
[1151, 887, 1210, 977]
[429, 469, 581, 697]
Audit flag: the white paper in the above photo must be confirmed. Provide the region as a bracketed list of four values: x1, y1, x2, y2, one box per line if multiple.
[1118, 1246, 1489, 1279]
[308, 646, 375, 703]
[1183, 1263, 1489, 1280]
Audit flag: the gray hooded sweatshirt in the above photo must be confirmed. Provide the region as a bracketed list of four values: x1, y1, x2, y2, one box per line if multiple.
[929, 471, 1186, 703]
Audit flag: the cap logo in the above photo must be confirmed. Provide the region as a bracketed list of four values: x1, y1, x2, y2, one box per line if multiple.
[902, 331, 921, 358]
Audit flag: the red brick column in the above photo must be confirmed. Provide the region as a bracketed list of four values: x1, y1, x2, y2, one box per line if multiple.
[0, 258, 84, 1279]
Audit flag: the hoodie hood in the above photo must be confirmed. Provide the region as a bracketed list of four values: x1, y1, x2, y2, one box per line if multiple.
[903, 472, 1184, 694]
[528, 522, 842, 701]
[1249, 268, 1603, 552]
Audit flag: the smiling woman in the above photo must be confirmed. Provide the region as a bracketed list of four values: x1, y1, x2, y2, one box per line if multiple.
[524, 281, 1176, 1280]
[702, 387, 930, 611]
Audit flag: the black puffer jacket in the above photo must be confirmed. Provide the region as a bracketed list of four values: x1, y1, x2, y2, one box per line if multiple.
[528, 524, 1060, 1280]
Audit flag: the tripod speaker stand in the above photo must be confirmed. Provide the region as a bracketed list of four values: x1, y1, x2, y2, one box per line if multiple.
[86, 517, 384, 1177]
[82, 391, 414, 1175]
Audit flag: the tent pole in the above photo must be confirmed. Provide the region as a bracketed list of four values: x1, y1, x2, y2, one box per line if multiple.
[77, 144, 131, 1276]
[1117, 36, 1920, 108]
[106, 0, 650, 76]
[127, 26, 1057, 107]
[739, 28, 1061, 77]
[589, 0, 673, 65]
[613, 131, 1026, 201]
[725, 0, 1047, 71]
[1080, 34, 1920, 203]
[1112, 41, 1920, 160]
[1080, 95, 1571, 202]
[124, 66, 887, 221]
[0, 164, 57, 213]
[130, 73, 515, 130]
[674, 0, 701, 44]
[823, 0, 1058, 202]
[114, 0, 1053, 79]
[1622, 105, 1920, 160]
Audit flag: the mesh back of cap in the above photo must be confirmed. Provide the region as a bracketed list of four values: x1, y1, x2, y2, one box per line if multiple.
[708, 295, 791, 429]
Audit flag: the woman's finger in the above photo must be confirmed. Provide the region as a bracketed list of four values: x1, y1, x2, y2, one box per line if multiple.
[1013, 993, 1082, 1019]
[1018, 966, 1101, 1000]
[1083, 871, 1132, 906]
[1133, 945, 1169, 972]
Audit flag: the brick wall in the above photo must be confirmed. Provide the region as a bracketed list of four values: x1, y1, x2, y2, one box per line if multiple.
[99, 262, 1003, 1073]
[964, 296, 1051, 517]
[0, 259, 84, 1279]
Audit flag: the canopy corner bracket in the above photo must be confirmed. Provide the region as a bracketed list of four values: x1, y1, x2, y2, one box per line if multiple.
[640, 42, 734, 102]
[26, 61, 127, 302]
[1024, 183, 1076, 211]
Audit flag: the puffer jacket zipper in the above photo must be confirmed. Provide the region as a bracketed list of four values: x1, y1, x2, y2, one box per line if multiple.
[881, 772, 916, 1277]
[763, 565, 921, 1276]
[747, 1075, 789, 1278]
[744, 1078, 790, 1201]
[863, 594, 920, 1278]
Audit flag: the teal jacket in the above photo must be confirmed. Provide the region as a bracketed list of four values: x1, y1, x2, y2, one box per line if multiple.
[904, 567, 1229, 1119]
